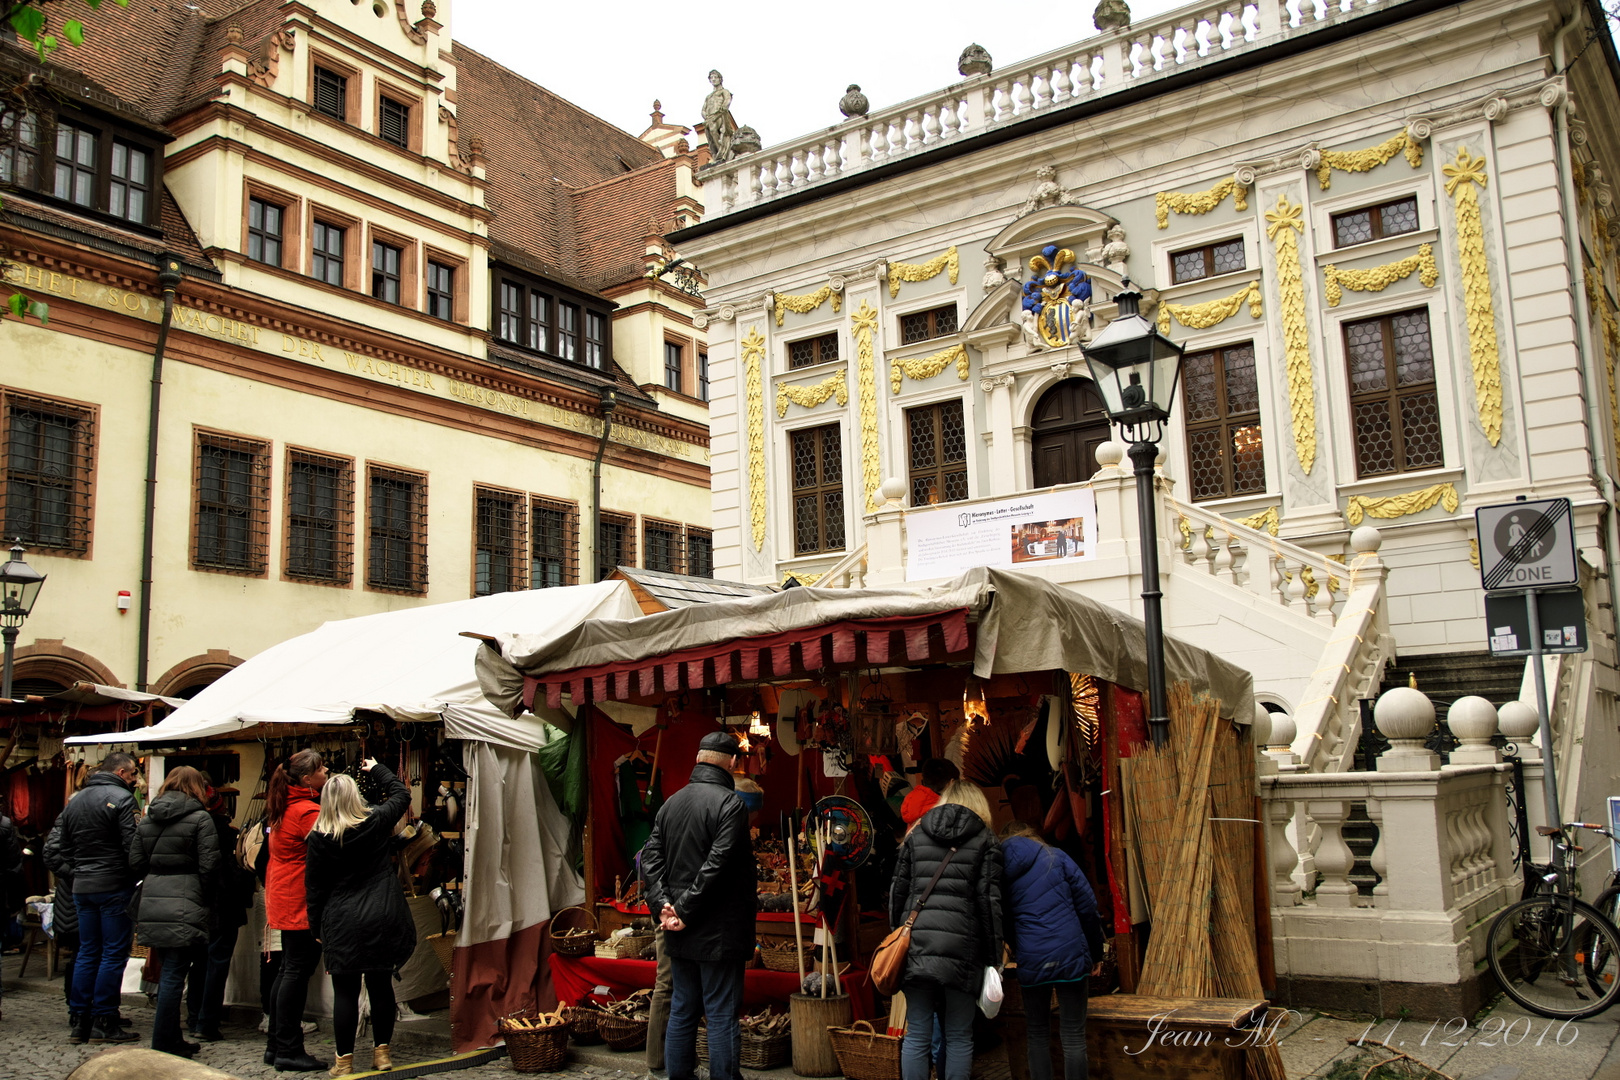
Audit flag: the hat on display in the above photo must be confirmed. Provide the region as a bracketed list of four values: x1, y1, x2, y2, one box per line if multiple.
[699, 731, 742, 756]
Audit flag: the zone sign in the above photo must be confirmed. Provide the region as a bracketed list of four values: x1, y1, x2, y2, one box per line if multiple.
[1475, 498, 1578, 591]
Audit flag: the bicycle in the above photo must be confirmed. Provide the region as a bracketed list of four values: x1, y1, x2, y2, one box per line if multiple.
[1486, 821, 1620, 1019]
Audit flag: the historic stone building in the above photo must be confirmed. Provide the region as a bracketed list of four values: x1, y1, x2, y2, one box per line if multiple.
[0, 0, 709, 697]
[676, 0, 1620, 1011]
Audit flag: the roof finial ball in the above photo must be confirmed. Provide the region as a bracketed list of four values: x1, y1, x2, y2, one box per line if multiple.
[1093, 0, 1132, 31]
[839, 85, 870, 119]
[958, 44, 993, 77]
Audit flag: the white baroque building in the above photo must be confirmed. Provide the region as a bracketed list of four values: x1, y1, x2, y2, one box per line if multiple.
[676, 0, 1620, 1014]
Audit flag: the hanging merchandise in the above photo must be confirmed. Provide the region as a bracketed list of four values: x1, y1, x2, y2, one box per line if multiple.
[812, 796, 874, 870]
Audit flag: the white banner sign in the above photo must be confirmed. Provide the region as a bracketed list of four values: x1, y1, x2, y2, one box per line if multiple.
[905, 489, 1098, 580]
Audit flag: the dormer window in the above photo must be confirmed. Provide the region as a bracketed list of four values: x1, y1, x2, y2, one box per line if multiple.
[493, 271, 610, 370]
[53, 120, 96, 206]
[7, 110, 161, 226]
[314, 66, 348, 121]
[109, 141, 151, 223]
[0, 111, 39, 187]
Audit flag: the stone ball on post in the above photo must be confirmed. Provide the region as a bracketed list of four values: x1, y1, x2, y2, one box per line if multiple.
[1374, 685, 1435, 747]
[1265, 710, 1296, 752]
[1250, 701, 1272, 748]
[878, 476, 907, 508]
[1497, 700, 1541, 760]
[1094, 440, 1125, 470]
[1447, 695, 1498, 747]
[1350, 525, 1383, 555]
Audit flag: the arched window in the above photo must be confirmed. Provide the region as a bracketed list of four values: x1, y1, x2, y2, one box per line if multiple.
[1030, 378, 1112, 488]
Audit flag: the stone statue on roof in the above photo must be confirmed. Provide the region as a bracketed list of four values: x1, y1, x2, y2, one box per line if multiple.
[703, 70, 739, 163]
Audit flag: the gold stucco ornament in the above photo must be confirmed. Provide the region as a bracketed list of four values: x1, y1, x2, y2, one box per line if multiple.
[889, 344, 969, 393]
[1266, 194, 1317, 475]
[773, 285, 841, 326]
[1587, 274, 1620, 478]
[742, 327, 768, 550]
[1323, 244, 1438, 307]
[1315, 130, 1424, 190]
[1443, 147, 1502, 447]
[852, 301, 884, 511]
[776, 369, 849, 417]
[1156, 279, 1262, 333]
[887, 247, 959, 298]
[1345, 481, 1459, 526]
[1153, 176, 1248, 229]
[1236, 505, 1280, 536]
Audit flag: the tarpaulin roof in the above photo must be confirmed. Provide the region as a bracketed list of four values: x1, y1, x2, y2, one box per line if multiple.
[479, 567, 1254, 719]
[67, 582, 642, 750]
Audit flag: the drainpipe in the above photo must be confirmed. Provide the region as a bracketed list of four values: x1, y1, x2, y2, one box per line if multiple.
[591, 385, 619, 582]
[135, 257, 183, 693]
[1551, 9, 1620, 788]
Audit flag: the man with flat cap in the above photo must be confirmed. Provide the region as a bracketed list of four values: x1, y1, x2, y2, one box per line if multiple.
[641, 731, 755, 1080]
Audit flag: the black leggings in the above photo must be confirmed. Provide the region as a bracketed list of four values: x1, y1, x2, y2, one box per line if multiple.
[331, 972, 396, 1056]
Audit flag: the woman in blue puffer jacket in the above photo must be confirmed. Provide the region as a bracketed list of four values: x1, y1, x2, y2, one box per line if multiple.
[1000, 823, 1105, 1080]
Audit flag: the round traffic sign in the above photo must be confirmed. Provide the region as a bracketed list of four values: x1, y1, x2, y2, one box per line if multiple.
[1494, 509, 1554, 564]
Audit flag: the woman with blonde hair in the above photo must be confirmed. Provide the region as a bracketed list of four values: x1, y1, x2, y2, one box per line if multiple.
[129, 765, 219, 1058]
[889, 779, 1002, 1080]
[305, 758, 415, 1076]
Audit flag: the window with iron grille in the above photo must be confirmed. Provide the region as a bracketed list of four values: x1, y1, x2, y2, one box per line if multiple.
[788, 332, 838, 370]
[426, 261, 454, 321]
[313, 66, 348, 121]
[698, 352, 709, 402]
[285, 451, 352, 584]
[530, 497, 578, 588]
[371, 240, 402, 304]
[1332, 196, 1420, 248]
[474, 487, 527, 596]
[108, 140, 150, 223]
[379, 97, 410, 148]
[1344, 308, 1443, 478]
[557, 303, 580, 362]
[597, 510, 636, 581]
[900, 304, 958, 345]
[312, 221, 345, 286]
[791, 424, 845, 555]
[53, 120, 96, 207]
[585, 312, 606, 368]
[907, 401, 969, 507]
[687, 527, 713, 578]
[248, 197, 284, 267]
[664, 342, 683, 393]
[193, 433, 270, 574]
[0, 110, 39, 189]
[367, 466, 428, 593]
[1170, 238, 1245, 285]
[643, 519, 684, 574]
[1182, 342, 1265, 501]
[2, 393, 95, 554]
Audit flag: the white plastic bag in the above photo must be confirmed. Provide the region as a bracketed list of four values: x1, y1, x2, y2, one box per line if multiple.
[978, 965, 1004, 1018]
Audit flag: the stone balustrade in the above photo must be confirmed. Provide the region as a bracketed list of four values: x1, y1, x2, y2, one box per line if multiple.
[702, 0, 1405, 215]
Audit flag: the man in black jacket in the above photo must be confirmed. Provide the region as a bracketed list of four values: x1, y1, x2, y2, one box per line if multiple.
[57, 752, 141, 1045]
[0, 808, 22, 1022]
[641, 732, 755, 1080]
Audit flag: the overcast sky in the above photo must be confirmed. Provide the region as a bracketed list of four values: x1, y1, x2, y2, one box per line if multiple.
[453, 0, 1190, 149]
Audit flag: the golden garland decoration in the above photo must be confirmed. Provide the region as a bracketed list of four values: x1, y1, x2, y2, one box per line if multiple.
[852, 300, 884, 511]
[1154, 177, 1248, 229]
[742, 327, 768, 551]
[887, 247, 959, 299]
[889, 344, 970, 393]
[1235, 506, 1280, 536]
[1443, 147, 1503, 447]
[775, 369, 849, 418]
[1468, 539, 1480, 570]
[1323, 244, 1438, 307]
[1267, 194, 1317, 475]
[1315, 130, 1424, 190]
[773, 285, 842, 327]
[1589, 273, 1620, 481]
[784, 571, 824, 586]
[1344, 481, 1459, 526]
[1157, 280, 1263, 332]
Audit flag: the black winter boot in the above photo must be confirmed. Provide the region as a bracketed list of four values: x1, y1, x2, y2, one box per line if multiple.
[88, 1014, 138, 1043]
[68, 1011, 91, 1044]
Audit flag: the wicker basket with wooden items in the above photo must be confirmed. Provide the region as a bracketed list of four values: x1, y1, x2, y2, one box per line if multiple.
[827, 1020, 903, 1080]
[548, 905, 597, 958]
[498, 1009, 570, 1073]
[597, 991, 652, 1051]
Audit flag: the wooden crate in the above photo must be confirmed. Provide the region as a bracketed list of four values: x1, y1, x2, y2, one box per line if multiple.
[1083, 995, 1266, 1080]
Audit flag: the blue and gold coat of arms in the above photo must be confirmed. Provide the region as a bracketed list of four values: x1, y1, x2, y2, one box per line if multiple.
[1020, 244, 1093, 348]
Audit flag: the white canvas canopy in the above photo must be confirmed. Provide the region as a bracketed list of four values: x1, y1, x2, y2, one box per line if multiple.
[67, 581, 641, 749]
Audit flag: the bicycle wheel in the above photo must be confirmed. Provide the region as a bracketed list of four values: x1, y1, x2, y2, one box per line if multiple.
[1487, 896, 1620, 1019]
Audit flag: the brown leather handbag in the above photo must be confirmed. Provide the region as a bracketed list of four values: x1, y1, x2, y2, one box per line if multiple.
[870, 846, 957, 996]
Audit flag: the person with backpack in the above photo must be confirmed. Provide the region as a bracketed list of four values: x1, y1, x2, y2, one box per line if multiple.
[186, 785, 255, 1042]
[129, 765, 220, 1058]
[264, 749, 329, 1073]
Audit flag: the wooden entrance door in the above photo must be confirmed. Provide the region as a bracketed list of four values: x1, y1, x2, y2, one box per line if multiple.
[1031, 378, 1112, 488]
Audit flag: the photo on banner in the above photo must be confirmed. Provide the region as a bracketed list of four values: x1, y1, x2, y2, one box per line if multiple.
[904, 488, 1098, 580]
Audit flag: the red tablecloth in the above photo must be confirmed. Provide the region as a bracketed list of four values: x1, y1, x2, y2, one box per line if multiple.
[549, 954, 874, 1020]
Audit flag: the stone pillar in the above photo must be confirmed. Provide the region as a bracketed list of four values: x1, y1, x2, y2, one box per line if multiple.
[980, 374, 1018, 496]
[863, 478, 907, 586]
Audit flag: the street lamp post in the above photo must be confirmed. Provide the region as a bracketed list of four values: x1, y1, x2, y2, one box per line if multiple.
[0, 541, 46, 702]
[1081, 282, 1187, 748]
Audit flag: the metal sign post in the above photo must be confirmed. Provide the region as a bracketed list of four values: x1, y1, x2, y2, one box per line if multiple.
[1524, 591, 1564, 834]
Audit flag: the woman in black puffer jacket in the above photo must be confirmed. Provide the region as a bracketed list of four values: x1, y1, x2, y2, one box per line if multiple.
[129, 766, 220, 1058]
[889, 780, 1003, 1080]
[306, 759, 415, 1076]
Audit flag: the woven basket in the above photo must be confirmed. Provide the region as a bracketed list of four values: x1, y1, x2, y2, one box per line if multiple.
[550, 906, 598, 958]
[562, 1005, 602, 1045]
[742, 1028, 792, 1070]
[759, 943, 810, 972]
[695, 1023, 708, 1062]
[594, 931, 654, 960]
[426, 931, 456, 976]
[498, 1017, 569, 1073]
[598, 1012, 649, 1051]
[828, 1020, 903, 1080]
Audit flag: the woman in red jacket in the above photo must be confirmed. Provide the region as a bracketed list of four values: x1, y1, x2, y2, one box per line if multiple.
[263, 750, 328, 1073]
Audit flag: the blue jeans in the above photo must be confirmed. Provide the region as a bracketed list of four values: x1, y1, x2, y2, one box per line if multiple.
[72, 890, 134, 1017]
[187, 923, 240, 1032]
[153, 945, 203, 1052]
[901, 980, 975, 1080]
[665, 957, 745, 1080]
[1023, 980, 1089, 1080]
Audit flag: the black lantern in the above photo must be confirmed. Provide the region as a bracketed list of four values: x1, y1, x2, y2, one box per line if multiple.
[0, 541, 45, 702]
[1081, 283, 1186, 437]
